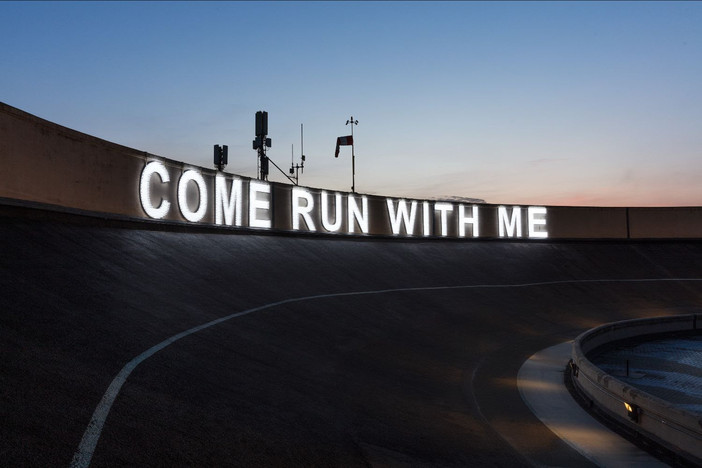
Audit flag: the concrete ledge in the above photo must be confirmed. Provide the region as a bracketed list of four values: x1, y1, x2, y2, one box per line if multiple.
[571, 315, 702, 465]
[5, 101, 702, 239]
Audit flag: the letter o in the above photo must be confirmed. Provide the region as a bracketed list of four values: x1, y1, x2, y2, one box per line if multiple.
[178, 170, 208, 222]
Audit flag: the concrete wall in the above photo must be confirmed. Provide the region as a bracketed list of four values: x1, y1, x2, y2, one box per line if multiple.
[630, 207, 702, 239]
[571, 315, 702, 465]
[0, 102, 147, 217]
[3, 101, 702, 239]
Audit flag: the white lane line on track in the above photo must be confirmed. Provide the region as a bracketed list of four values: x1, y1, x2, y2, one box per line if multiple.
[70, 277, 702, 468]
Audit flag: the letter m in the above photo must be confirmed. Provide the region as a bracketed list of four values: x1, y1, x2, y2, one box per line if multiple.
[498, 206, 522, 238]
[215, 175, 242, 226]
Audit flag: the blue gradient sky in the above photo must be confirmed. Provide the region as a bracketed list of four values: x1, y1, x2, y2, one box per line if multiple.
[2, 1, 701, 206]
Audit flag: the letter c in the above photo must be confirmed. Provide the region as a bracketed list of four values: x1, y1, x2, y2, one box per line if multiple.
[140, 161, 171, 219]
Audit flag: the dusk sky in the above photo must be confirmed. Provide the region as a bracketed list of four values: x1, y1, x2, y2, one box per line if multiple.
[3, 1, 701, 206]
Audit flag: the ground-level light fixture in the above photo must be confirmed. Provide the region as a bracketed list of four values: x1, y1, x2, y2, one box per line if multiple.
[624, 402, 640, 423]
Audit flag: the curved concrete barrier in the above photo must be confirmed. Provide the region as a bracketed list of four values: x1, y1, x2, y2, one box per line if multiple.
[570, 314, 702, 465]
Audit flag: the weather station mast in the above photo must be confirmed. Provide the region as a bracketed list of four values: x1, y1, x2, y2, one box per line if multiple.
[335, 115, 358, 192]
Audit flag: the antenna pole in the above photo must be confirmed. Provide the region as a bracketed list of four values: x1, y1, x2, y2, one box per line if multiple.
[351, 119, 354, 193]
[253, 111, 271, 180]
[289, 123, 305, 186]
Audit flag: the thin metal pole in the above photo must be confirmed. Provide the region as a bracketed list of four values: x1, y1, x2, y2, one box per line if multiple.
[351, 118, 355, 193]
[345, 116, 358, 192]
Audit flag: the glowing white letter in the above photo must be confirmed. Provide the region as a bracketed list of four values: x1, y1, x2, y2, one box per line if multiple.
[249, 181, 271, 229]
[140, 161, 171, 219]
[348, 195, 369, 234]
[434, 203, 454, 237]
[321, 191, 343, 232]
[459, 205, 479, 237]
[292, 187, 316, 231]
[178, 170, 208, 223]
[498, 206, 522, 238]
[423, 201, 431, 236]
[386, 199, 418, 235]
[215, 175, 243, 226]
[528, 206, 548, 239]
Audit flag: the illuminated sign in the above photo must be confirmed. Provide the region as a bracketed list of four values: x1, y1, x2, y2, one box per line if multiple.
[139, 161, 548, 239]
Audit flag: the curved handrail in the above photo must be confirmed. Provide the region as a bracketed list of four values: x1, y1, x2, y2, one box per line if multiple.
[570, 314, 702, 465]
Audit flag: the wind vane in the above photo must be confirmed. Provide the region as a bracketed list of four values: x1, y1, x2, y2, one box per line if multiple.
[335, 115, 358, 192]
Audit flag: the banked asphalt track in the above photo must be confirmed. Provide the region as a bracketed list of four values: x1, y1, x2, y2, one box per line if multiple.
[2, 205, 702, 467]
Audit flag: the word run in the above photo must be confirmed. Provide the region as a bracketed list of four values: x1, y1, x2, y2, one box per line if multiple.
[139, 161, 548, 239]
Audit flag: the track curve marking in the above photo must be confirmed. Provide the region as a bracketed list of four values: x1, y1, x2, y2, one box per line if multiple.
[70, 277, 702, 467]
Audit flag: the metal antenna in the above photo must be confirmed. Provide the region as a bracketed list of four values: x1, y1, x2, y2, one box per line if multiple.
[253, 110, 298, 185]
[213, 144, 228, 171]
[289, 123, 305, 185]
[253, 111, 271, 180]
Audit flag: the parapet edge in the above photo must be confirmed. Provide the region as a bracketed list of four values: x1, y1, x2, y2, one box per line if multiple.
[570, 314, 702, 465]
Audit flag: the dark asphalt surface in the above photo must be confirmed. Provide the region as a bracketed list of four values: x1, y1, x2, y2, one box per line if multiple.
[2, 208, 702, 467]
